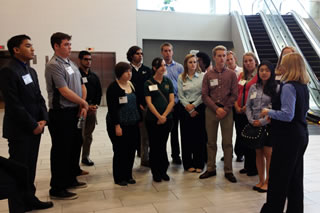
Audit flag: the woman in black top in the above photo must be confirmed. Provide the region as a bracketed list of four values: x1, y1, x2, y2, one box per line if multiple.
[144, 57, 174, 182]
[106, 62, 140, 186]
[260, 53, 309, 213]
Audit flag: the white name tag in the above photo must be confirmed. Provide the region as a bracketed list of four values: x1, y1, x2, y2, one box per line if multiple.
[210, 79, 218, 86]
[66, 66, 74, 75]
[239, 80, 246, 86]
[182, 83, 191, 91]
[119, 96, 128, 104]
[82, 77, 88, 83]
[22, 74, 33, 85]
[149, 84, 158, 91]
[250, 92, 257, 99]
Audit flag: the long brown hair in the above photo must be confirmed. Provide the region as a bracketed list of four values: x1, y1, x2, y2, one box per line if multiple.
[275, 46, 296, 76]
[242, 52, 258, 80]
[181, 54, 201, 82]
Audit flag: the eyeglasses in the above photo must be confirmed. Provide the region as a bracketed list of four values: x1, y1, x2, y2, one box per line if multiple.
[82, 58, 92, 61]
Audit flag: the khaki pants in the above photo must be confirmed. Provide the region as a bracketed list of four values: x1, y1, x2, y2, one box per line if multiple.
[205, 107, 234, 173]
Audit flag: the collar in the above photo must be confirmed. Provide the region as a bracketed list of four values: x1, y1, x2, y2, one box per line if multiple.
[54, 54, 70, 65]
[131, 63, 142, 71]
[13, 57, 28, 69]
[186, 72, 199, 80]
[79, 67, 91, 76]
[165, 60, 176, 67]
[213, 66, 226, 73]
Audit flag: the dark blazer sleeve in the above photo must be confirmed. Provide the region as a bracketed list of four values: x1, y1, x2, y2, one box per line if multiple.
[94, 73, 102, 105]
[106, 82, 124, 125]
[0, 66, 38, 132]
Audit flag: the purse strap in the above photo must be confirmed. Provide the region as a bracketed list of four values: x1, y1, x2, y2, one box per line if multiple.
[147, 80, 168, 104]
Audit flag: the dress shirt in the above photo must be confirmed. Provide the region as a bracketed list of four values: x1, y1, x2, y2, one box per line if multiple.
[178, 72, 204, 108]
[164, 60, 183, 103]
[246, 83, 272, 126]
[202, 66, 238, 113]
[268, 83, 296, 122]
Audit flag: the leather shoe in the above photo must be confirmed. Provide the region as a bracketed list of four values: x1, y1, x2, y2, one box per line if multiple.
[26, 199, 54, 211]
[199, 170, 216, 179]
[162, 174, 170, 181]
[67, 181, 87, 189]
[82, 158, 94, 166]
[78, 169, 89, 176]
[239, 168, 247, 174]
[153, 176, 162, 182]
[127, 179, 136, 184]
[172, 157, 182, 165]
[225, 173, 237, 183]
[258, 188, 268, 193]
[115, 181, 127, 186]
[252, 186, 261, 191]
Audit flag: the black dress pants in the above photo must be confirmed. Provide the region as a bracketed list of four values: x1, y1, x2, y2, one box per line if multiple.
[261, 133, 308, 213]
[180, 104, 206, 170]
[234, 112, 257, 173]
[170, 103, 181, 159]
[107, 123, 139, 183]
[48, 108, 83, 191]
[146, 119, 173, 178]
[8, 134, 41, 205]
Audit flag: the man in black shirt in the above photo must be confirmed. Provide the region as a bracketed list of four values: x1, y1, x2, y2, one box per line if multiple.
[78, 51, 102, 166]
[126, 46, 152, 167]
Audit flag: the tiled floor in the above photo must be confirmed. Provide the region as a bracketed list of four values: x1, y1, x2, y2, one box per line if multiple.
[1, 107, 320, 213]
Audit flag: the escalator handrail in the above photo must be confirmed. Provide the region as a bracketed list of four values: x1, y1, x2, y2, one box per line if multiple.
[295, 0, 320, 32]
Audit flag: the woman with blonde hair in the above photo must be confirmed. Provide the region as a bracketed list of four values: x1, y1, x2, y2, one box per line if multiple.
[178, 54, 206, 173]
[275, 46, 295, 81]
[260, 53, 309, 213]
[235, 52, 258, 176]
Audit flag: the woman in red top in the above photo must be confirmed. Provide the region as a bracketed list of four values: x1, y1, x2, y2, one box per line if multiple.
[234, 52, 258, 176]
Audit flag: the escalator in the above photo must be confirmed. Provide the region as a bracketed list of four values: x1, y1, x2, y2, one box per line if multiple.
[245, 15, 278, 65]
[282, 14, 320, 80]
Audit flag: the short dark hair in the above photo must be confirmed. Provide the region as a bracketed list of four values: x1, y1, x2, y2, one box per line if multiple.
[7, 34, 31, 56]
[78, 50, 91, 59]
[151, 57, 163, 72]
[196, 52, 211, 69]
[114, 62, 131, 79]
[50, 32, 72, 50]
[126, 46, 141, 62]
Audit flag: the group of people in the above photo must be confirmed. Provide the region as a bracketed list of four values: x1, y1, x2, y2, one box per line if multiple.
[0, 32, 310, 213]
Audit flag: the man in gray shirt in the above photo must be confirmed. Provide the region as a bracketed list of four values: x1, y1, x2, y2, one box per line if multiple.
[45, 32, 88, 200]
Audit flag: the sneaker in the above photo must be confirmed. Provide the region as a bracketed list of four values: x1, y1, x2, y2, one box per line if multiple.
[82, 158, 94, 166]
[67, 181, 87, 189]
[49, 189, 78, 200]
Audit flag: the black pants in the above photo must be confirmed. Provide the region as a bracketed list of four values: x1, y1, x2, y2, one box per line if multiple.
[170, 103, 181, 159]
[146, 119, 173, 178]
[8, 134, 41, 205]
[48, 108, 83, 191]
[261, 133, 308, 213]
[180, 104, 206, 170]
[107, 123, 139, 183]
[234, 112, 257, 173]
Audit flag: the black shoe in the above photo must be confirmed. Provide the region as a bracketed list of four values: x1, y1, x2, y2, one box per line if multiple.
[26, 198, 54, 211]
[115, 181, 128, 186]
[239, 168, 247, 174]
[127, 179, 136, 184]
[252, 186, 261, 191]
[82, 158, 94, 166]
[258, 188, 268, 193]
[225, 173, 237, 183]
[141, 161, 150, 167]
[247, 171, 258, 176]
[162, 174, 170, 181]
[172, 157, 182, 165]
[199, 170, 216, 179]
[153, 176, 162, 182]
[49, 189, 78, 200]
[67, 181, 87, 189]
[236, 156, 244, 162]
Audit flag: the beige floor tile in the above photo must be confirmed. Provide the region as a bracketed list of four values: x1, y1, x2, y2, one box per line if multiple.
[61, 199, 122, 213]
[94, 204, 157, 213]
[119, 191, 177, 206]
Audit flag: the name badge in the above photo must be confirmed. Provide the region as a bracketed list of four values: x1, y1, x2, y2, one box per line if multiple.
[250, 92, 257, 99]
[239, 80, 246, 86]
[119, 96, 128, 104]
[210, 79, 218, 86]
[66, 66, 74, 75]
[142, 71, 147, 74]
[82, 77, 88, 83]
[149, 84, 158, 91]
[22, 74, 33, 85]
[182, 83, 191, 91]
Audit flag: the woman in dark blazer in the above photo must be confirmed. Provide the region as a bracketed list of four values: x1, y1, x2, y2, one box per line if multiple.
[260, 53, 310, 213]
[106, 62, 141, 186]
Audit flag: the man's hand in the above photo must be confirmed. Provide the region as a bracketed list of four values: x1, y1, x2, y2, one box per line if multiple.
[190, 111, 198, 118]
[33, 120, 46, 135]
[260, 108, 269, 118]
[216, 107, 227, 119]
[185, 104, 195, 112]
[157, 115, 167, 125]
[79, 107, 88, 119]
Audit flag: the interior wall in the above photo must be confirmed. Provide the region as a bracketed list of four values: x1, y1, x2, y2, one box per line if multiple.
[0, 0, 137, 99]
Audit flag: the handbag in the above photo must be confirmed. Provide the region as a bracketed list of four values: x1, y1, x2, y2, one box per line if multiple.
[241, 123, 268, 149]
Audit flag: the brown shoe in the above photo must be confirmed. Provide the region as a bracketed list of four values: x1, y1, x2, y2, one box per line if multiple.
[79, 170, 89, 176]
[199, 170, 216, 179]
[225, 173, 237, 183]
